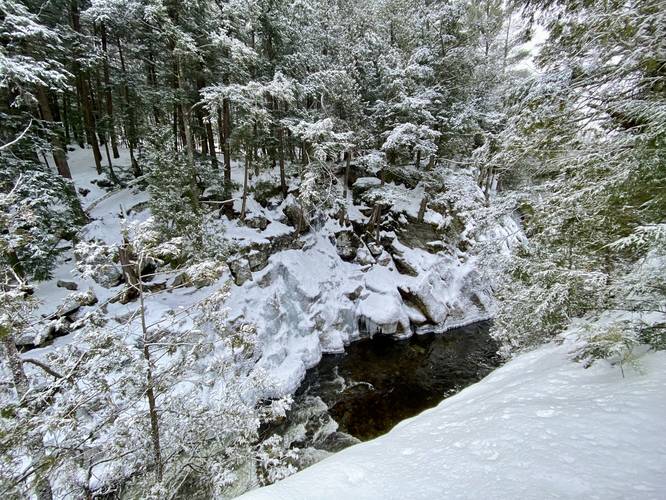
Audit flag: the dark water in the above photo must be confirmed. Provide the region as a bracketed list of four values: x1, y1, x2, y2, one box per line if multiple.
[291, 321, 499, 443]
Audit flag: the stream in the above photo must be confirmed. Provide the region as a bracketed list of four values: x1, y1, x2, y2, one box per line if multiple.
[272, 321, 500, 466]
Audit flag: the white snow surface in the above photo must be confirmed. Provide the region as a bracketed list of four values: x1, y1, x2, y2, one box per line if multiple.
[239, 341, 666, 500]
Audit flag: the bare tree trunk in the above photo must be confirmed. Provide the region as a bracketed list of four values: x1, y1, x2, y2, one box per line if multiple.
[176, 58, 200, 212]
[417, 195, 428, 222]
[37, 86, 72, 179]
[117, 38, 141, 177]
[415, 149, 421, 169]
[70, 1, 103, 174]
[2, 334, 54, 500]
[100, 22, 119, 158]
[253, 122, 259, 177]
[240, 147, 250, 221]
[147, 51, 161, 125]
[103, 139, 121, 185]
[197, 111, 208, 156]
[62, 94, 71, 144]
[205, 120, 218, 169]
[223, 98, 232, 186]
[138, 281, 163, 483]
[343, 150, 352, 198]
[278, 126, 287, 196]
[120, 236, 164, 482]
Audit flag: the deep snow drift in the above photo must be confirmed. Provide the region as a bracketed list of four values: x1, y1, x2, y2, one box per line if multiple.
[239, 340, 666, 500]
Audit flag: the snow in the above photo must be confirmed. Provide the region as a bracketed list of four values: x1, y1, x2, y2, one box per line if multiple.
[239, 341, 666, 500]
[28, 146, 504, 404]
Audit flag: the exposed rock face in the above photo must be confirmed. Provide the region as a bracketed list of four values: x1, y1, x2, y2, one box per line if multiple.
[19, 289, 99, 350]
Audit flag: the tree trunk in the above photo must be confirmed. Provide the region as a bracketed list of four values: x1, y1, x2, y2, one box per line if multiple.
[253, 122, 259, 177]
[81, 75, 103, 174]
[121, 237, 163, 483]
[37, 86, 72, 179]
[205, 120, 218, 169]
[103, 139, 121, 186]
[139, 284, 163, 483]
[223, 97, 232, 186]
[278, 126, 287, 196]
[70, 1, 103, 174]
[176, 59, 200, 212]
[117, 38, 141, 177]
[415, 149, 421, 169]
[2, 333, 54, 500]
[343, 150, 352, 199]
[240, 147, 251, 221]
[217, 108, 224, 153]
[417, 195, 428, 222]
[62, 94, 71, 144]
[100, 22, 119, 158]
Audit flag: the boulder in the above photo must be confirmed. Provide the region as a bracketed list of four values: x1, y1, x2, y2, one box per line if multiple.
[57, 280, 78, 291]
[253, 180, 284, 207]
[355, 247, 375, 266]
[228, 257, 252, 286]
[245, 214, 270, 230]
[366, 241, 384, 257]
[334, 229, 361, 262]
[55, 289, 98, 318]
[351, 177, 381, 201]
[92, 263, 123, 288]
[247, 248, 270, 272]
[281, 194, 309, 230]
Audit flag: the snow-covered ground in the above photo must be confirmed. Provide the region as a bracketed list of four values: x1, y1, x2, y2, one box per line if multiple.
[239, 340, 666, 499]
[31, 146, 512, 398]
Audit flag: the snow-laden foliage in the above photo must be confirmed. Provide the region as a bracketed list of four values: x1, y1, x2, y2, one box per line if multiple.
[488, 0, 666, 361]
[0, 165, 85, 280]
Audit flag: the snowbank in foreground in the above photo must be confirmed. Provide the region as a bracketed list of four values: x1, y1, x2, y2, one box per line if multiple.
[238, 342, 666, 499]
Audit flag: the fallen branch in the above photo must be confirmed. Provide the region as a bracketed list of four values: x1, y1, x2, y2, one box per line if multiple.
[22, 358, 64, 379]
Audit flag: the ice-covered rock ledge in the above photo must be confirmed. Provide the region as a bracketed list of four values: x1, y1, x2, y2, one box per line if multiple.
[238, 341, 666, 499]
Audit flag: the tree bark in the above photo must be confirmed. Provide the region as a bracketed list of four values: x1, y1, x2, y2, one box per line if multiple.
[36, 86, 72, 179]
[139, 283, 163, 483]
[343, 150, 352, 199]
[240, 146, 251, 221]
[1, 333, 54, 500]
[223, 97, 232, 186]
[100, 22, 119, 158]
[117, 38, 141, 177]
[205, 119, 218, 169]
[70, 1, 103, 174]
[176, 59, 200, 212]
[278, 126, 287, 196]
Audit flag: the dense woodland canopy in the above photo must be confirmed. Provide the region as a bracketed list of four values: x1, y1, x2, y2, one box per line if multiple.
[0, 0, 664, 498]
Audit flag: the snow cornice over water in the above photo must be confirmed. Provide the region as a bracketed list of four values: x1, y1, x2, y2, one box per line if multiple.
[239, 341, 666, 499]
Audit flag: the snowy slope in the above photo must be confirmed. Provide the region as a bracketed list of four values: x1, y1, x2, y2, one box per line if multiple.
[238, 342, 666, 500]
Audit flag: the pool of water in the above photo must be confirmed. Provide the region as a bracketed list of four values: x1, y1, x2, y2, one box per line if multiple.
[274, 321, 500, 454]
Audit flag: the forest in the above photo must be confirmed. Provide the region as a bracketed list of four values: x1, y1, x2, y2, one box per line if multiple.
[1, 0, 664, 498]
